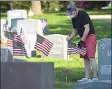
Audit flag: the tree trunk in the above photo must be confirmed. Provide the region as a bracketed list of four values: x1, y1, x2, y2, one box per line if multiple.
[9, 2, 14, 10]
[31, 1, 42, 15]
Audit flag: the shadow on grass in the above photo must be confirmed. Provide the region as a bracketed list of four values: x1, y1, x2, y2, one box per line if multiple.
[48, 24, 72, 35]
[92, 20, 111, 40]
[48, 19, 111, 41]
[85, 9, 112, 15]
[45, 9, 112, 16]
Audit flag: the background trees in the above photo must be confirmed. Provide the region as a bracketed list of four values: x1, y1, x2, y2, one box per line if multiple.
[31, 1, 42, 15]
[0, 1, 111, 13]
[76, 1, 110, 10]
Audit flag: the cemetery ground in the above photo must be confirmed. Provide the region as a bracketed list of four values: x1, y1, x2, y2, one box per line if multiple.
[2, 9, 111, 89]
[13, 16, 111, 89]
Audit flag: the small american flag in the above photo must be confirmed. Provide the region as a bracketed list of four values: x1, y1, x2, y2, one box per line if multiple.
[7, 37, 27, 56]
[35, 34, 53, 56]
[13, 49, 27, 56]
[7, 39, 13, 47]
[20, 28, 27, 44]
[13, 34, 28, 58]
[67, 41, 87, 55]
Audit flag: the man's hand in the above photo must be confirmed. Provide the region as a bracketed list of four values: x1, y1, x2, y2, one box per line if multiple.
[78, 40, 84, 48]
[66, 28, 77, 41]
[66, 36, 71, 41]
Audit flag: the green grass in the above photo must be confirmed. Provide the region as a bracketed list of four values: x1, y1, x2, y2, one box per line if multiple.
[85, 8, 112, 15]
[1, 8, 111, 19]
[2, 10, 111, 89]
[31, 12, 111, 42]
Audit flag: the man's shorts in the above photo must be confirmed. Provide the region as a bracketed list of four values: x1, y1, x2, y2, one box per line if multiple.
[80, 34, 96, 59]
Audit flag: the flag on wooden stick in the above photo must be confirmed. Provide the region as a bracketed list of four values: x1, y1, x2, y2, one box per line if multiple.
[7, 39, 13, 47]
[7, 33, 28, 58]
[67, 41, 87, 55]
[13, 34, 28, 58]
[35, 34, 53, 56]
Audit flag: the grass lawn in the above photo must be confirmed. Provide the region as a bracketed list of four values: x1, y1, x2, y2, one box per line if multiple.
[31, 11, 111, 42]
[1, 8, 111, 19]
[85, 8, 112, 15]
[2, 10, 111, 89]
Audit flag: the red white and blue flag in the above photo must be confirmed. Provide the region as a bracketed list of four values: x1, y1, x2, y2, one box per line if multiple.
[35, 34, 53, 56]
[13, 34, 28, 58]
[7, 39, 13, 47]
[7, 29, 28, 58]
[67, 41, 87, 55]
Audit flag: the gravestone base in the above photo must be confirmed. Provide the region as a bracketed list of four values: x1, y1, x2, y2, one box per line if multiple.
[31, 50, 37, 57]
[73, 81, 112, 89]
[1, 62, 54, 89]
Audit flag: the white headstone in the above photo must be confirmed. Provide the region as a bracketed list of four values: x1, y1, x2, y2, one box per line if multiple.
[17, 19, 43, 57]
[42, 34, 69, 60]
[7, 10, 27, 28]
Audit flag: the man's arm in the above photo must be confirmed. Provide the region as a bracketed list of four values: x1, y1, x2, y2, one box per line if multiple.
[68, 28, 78, 40]
[78, 24, 89, 48]
[81, 24, 90, 41]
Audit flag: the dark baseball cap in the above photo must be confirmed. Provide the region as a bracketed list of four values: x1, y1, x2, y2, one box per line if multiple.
[66, 4, 77, 16]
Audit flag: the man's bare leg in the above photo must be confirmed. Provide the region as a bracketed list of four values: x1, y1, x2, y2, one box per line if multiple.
[89, 58, 97, 78]
[84, 59, 91, 78]
[77, 58, 91, 83]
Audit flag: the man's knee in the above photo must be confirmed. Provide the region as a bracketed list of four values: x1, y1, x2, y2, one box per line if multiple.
[88, 57, 96, 60]
[84, 58, 90, 64]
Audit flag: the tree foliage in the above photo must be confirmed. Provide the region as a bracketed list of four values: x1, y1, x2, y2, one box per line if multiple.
[0, 1, 110, 13]
[76, 1, 110, 10]
[0, 1, 31, 13]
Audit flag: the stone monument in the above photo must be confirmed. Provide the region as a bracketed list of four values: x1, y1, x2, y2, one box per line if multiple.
[1, 62, 54, 89]
[1, 47, 13, 62]
[98, 38, 111, 82]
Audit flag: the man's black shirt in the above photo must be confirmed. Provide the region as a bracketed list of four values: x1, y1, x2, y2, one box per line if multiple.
[72, 10, 95, 37]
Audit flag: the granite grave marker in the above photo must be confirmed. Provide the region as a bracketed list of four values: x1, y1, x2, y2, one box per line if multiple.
[1, 62, 54, 89]
[1, 47, 13, 62]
